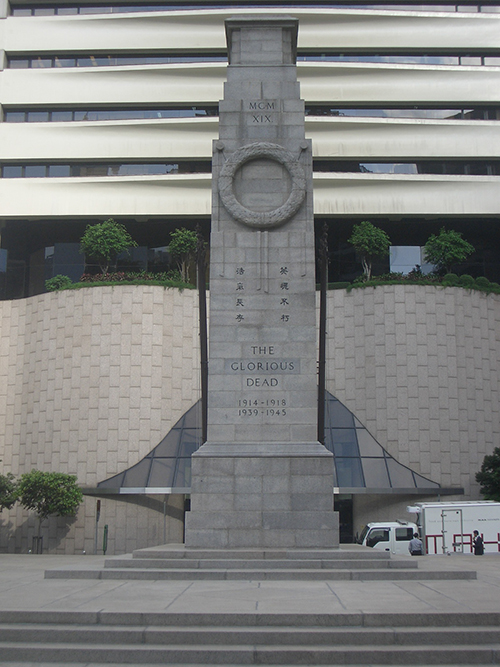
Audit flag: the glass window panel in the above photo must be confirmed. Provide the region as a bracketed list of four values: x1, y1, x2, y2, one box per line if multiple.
[80, 165, 108, 176]
[48, 165, 71, 177]
[33, 7, 55, 15]
[79, 5, 111, 13]
[443, 162, 466, 175]
[5, 112, 26, 122]
[122, 458, 152, 487]
[117, 164, 169, 176]
[484, 57, 500, 66]
[366, 528, 389, 548]
[173, 458, 192, 487]
[77, 58, 94, 67]
[330, 429, 359, 457]
[178, 430, 201, 457]
[2, 166, 23, 178]
[361, 457, 390, 488]
[56, 7, 79, 14]
[326, 398, 354, 428]
[28, 111, 50, 122]
[12, 8, 32, 15]
[466, 162, 488, 175]
[32, 58, 52, 68]
[183, 404, 202, 428]
[9, 59, 30, 69]
[460, 56, 482, 66]
[55, 58, 76, 68]
[360, 163, 418, 174]
[92, 57, 114, 67]
[52, 111, 73, 121]
[395, 527, 414, 542]
[306, 108, 479, 120]
[386, 458, 416, 488]
[414, 472, 440, 489]
[390, 246, 421, 274]
[356, 429, 386, 457]
[25, 165, 47, 177]
[148, 458, 176, 487]
[335, 458, 364, 487]
[98, 471, 125, 488]
[154, 430, 181, 458]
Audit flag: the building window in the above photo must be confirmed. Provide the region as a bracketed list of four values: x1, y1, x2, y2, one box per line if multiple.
[3, 107, 218, 122]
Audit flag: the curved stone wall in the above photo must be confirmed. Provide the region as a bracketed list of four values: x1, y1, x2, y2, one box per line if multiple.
[0, 284, 499, 552]
[0, 285, 200, 554]
[326, 285, 500, 507]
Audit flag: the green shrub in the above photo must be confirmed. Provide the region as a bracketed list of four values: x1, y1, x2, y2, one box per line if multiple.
[474, 276, 490, 289]
[442, 273, 459, 285]
[327, 282, 350, 290]
[45, 275, 73, 292]
[458, 274, 474, 288]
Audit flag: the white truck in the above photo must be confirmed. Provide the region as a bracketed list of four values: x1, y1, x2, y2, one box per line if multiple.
[357, 520, 418, 555]
[407, 501, 500, 555]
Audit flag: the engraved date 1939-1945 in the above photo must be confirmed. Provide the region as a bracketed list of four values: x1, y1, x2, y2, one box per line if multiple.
[238, 398, 287, 417]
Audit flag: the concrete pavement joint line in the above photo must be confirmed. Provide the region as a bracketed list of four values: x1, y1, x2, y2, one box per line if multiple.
[396, 579, 475, 610]
[38, 581, 125, 611]
[162, 581, 195, 611]
[325, 581, 348, 611]
[391, 580, 441, 612]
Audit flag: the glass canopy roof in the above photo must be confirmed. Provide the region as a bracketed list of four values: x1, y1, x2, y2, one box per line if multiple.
[97, 392, 441, 494]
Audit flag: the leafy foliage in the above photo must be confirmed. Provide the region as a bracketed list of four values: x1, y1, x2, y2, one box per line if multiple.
[18, 470, 83, 521]
[423, 227, 475, 274]
[80, 219, 138, 274]
[476, 447, 500, 502]
[348, 221, 390, 281]
[0, 472, 18, 512]
[459, 274, 474, 288]
[45, 274, 73, 292]
[168, 228, 198, 282]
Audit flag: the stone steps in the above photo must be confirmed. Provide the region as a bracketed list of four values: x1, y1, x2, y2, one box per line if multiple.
[0, 612, 499, 665]
[130, 547, 391, 560]
[45, 566, 475, 581]
[44, 546, 476, 582]
[104, 556, 417, 569]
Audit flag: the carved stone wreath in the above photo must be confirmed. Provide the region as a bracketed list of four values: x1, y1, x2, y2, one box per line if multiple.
[218, 142, 306, 229]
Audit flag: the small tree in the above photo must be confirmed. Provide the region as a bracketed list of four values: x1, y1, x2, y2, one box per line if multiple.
[18, 470, 83, 547]
[423, 227, 474, 274]
[168, 228, 198, 282]
[476, 447, 500, 502]
[80, 219, 137, 274]
[0, 472, 18, 512]
[348, 220, 390, 281]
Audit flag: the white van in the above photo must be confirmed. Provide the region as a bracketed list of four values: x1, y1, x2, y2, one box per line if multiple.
[357, 520, 418, 555]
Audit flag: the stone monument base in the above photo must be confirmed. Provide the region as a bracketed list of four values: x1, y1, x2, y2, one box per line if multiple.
[185, 443, 339, 549]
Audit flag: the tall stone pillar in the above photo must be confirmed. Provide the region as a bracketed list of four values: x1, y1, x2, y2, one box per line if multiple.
[185, 16, 338, 549]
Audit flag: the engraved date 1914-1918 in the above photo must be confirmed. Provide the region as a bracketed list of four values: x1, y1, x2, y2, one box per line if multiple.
[238, 398, 287, 417]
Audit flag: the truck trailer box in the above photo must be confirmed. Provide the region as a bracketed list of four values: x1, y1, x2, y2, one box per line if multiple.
[407, 501, 500, 555]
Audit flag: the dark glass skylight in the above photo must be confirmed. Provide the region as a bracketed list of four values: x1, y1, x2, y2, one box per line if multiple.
[97, 391, 441, 493]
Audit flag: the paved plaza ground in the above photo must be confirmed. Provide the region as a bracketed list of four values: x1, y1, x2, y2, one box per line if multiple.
[1, 547, 499, 616]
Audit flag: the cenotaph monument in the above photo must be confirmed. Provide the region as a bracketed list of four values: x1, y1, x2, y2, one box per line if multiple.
[185, 16, 338, 549]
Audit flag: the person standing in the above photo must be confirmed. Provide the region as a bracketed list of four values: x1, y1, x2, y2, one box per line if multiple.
[473, 530, 484, 555]
[408, 532, 424, 556]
